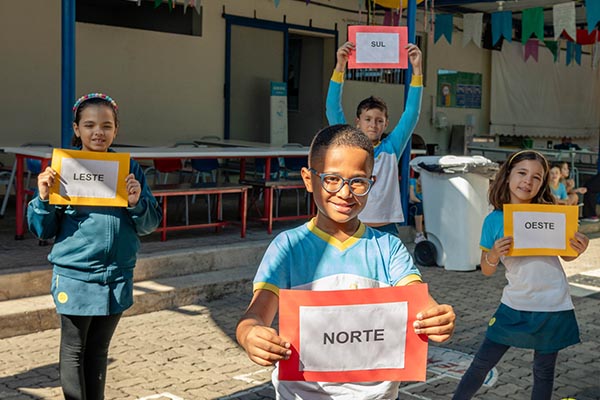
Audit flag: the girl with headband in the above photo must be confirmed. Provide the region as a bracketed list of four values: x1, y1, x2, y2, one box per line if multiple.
[27, 93, 162, 400]
[453, 150, 589, 400]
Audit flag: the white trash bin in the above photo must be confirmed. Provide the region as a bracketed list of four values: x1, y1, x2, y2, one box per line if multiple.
[410, 155, 497, 271]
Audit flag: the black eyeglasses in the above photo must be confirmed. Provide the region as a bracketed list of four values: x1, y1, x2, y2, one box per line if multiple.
[309, 168, 375, 197]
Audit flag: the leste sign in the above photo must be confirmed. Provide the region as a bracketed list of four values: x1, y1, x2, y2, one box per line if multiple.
[504, 204, 579, 256]
[49, 149, 129, 207]
[348, 25, 408, 69]
[279, 284, 429, 382]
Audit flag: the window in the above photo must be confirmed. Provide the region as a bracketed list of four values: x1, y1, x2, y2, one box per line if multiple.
[76, 0, 202, 37]
[345, 34, 425, 85]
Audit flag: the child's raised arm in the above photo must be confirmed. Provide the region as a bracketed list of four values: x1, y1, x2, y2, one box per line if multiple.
[236, 289, 291, 366]
[335, 41, 355, 73]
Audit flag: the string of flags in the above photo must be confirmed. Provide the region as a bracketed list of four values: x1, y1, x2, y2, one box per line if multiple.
[147, 0, 201, 14]
[431, 0, 600, 67]
[147, 0, 599, 67]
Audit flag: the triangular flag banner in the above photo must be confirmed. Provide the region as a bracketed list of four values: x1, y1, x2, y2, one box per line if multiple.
[491, 11, 512, 46]
[435, 14, 453, 44]
[154, 0, 161, 8]
[274, 0, 280, 8]
[586, 0, 600, 34]
[593, 40, 600, 69]
[553, 2, 576, 40]
[137, 0, 141, 6]
[462, 13, 483, 48]
[544, 40, 560, 62]
[522, 7, 544, 44]
[384, 10, 392, 26]
[576, 29, 598, 45]
[524, 39, 539, 62]
[306, 0, 310, 4]
[168, 0, 174, 11]
[566, 41, 582, 66]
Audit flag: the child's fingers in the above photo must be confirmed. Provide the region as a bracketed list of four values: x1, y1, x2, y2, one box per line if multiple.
[244, 326, 291, 366]
[414, 304, 455, 341]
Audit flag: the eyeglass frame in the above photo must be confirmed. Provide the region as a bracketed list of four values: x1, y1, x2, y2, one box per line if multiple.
[308, 168, 376, 197]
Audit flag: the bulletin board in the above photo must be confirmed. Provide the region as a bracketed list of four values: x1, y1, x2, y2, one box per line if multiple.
[437, 70, 482, 109]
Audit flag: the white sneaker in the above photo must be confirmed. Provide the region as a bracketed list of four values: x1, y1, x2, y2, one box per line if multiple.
[415, 232, 426, 244]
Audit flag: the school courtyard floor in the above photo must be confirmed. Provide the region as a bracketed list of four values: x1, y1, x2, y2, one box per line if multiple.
[0, 199, 599, 400]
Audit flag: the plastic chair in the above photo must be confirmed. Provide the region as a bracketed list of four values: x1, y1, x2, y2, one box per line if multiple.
[278, 143, 309, 217]
[190, 158, 221, 223]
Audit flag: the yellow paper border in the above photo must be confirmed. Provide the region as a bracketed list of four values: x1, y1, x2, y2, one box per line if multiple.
[504, 203, 579, 257]
[49, 149, 130, 207]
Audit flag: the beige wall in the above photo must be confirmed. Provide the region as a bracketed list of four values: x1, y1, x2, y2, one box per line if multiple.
[1, 0, 499, 165]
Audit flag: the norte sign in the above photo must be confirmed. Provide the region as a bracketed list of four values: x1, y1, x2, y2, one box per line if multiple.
[279, 285, 429, 382]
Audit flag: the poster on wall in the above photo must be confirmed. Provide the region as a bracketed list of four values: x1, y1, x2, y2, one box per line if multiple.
[270, 81, 288, 146]
[437, 70, 482, 109]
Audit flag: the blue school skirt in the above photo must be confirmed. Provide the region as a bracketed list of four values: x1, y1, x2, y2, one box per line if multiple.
[485, 303, 580, 354]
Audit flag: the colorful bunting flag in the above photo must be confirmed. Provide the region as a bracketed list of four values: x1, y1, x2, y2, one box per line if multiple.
[435, 14, 453, 44]
[593, 40, 600, 69]
[524, 39, 539, 62]
[566, 41, 581, 66]
[491, 10, 512, 46]
[462, 13, 483, 48]
[553, 2, 576, 40]
[576, 29, 599, 45]
[586, 0, 600, 34]
[544, 40, 560, 63]
[154, 0, 161, 8]
[521, 7, 544, 44]
[274, 0, 280, 8]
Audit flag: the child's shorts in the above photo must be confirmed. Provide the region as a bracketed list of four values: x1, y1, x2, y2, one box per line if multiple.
[485, 303, 580, 354]
[409, 201, 423, 217]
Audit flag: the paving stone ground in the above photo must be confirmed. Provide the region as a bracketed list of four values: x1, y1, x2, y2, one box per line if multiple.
[1, 200, 599, 399]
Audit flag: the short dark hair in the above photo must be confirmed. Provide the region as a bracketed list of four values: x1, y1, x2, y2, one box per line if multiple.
[309, 124, 374, 171]
[356, 96, 388, 119]
[488, 150, 554, 210]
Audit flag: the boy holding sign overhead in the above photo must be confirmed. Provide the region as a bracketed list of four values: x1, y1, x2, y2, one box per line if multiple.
[326, 38, 423, 236]
[453, 150, 589, 399]
[236, 125, 455, 399]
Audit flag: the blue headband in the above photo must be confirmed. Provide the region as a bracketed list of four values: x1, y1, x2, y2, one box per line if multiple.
[72, 93, 119, 116]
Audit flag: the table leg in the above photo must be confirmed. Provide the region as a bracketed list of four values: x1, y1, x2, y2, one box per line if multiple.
[241, 190, 247, 238]
[161, 197, 168, 242]
[15, 156, 24, 240]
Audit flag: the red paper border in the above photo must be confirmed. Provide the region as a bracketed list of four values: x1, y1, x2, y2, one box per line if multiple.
[348, 25, 408, 69]
[279, 285, 429, 382]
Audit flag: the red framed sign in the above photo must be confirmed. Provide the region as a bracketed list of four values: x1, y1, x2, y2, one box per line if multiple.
[279, 284, 429, 382]
[348, 25, 408, 69]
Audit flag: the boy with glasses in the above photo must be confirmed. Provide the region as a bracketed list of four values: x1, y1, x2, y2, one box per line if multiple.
[236, 124, 455, 399]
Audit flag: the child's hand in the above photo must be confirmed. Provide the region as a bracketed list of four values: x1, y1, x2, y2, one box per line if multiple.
[335, 41, 355, 71]
[242, 325, 291, 366]
[490, 236, 512, 259]
[406, 43, 422, 75]
[569, 232, 589, 256]
[37, 167, 56, 201]
[413, 304, 455, 343]
[125, 174, 142, 207]
[576, 187, 588, 194]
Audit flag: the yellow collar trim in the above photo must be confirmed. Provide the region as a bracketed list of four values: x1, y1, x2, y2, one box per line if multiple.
[307, 218, 365, 251]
